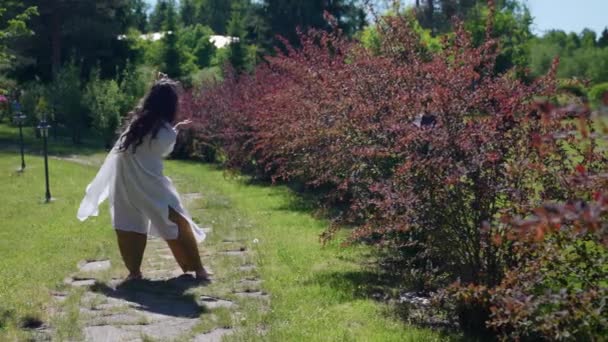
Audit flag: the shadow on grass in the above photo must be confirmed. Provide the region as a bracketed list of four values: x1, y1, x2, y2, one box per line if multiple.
[90, 275, 208, 318]
[305, 268, 402, 303]
[307, 268, 491, 341]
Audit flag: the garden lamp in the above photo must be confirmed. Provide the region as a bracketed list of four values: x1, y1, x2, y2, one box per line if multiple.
[12, 101, 26, 171]
[37, 116, 52, 203]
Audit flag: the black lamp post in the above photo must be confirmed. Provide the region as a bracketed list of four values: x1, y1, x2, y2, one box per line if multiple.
[38, 117, 52, 203]
[12, 101, 26, 171]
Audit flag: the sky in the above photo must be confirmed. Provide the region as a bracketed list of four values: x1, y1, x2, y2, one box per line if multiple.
[144, 0, 608, 36]
[523, 0, 607, 35]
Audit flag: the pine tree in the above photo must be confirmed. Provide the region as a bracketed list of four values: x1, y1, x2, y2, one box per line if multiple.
[180, 0, 196, 27]
[227, 1, 247, 73]
[163, 0, 181, 78]
[204, 0, 233, 34]
[598, 28, 608, 48]
[580, 28, 597, 49]
[263, 0, 365, 46]
[149, 0, 169, 32]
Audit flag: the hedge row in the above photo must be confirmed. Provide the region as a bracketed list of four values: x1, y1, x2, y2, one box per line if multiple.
[183, 12, 607, 340]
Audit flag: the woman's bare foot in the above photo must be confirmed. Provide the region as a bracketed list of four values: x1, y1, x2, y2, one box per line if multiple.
[126, 272, 143, 281]
[195, 268, 211, 282]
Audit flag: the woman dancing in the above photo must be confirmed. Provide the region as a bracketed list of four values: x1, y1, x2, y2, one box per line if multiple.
[77, 76, 209, 281]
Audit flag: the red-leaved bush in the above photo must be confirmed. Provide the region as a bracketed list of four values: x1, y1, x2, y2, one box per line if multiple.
[182, 5, 608, 339]
[489, 194, 608, 340]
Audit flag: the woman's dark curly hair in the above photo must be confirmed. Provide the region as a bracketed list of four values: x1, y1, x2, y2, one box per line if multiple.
[118, 79, 179, 153]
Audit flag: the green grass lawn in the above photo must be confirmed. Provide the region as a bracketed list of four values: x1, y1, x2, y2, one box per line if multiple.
[0, 151, 116, 340]
[167, 161, 449, 341]
[0, 122, 448, 341]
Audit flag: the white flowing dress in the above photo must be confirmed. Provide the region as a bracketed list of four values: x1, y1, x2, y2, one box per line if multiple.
[77, 122, 206, 243]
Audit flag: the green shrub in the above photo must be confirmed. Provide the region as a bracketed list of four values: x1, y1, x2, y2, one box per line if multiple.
[142, 39, 165, 68]
[589, 82, 608, 107]
[190, 67, 222, 88]
[486, 198, 608, 341]
[559, 48, 608, 84]
[49, 61, 85, 143]
[178, 24, 216, 69]
[20, 81, 48, 126]
[211, 47, 230, 68]
[558, 79, 588, 97]
[187, 13, 607, 340]
[83, 68, 122, 148]
[117, 62, 152, 116]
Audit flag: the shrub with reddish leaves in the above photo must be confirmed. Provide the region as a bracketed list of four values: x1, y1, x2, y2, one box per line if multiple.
[182, 6, 608, 339]
[487, 194, 608, 341]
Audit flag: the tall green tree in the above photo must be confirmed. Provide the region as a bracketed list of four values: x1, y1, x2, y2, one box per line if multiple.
[243, 0, 271, 50]
[150, 0, 169, 32]
[580, 28, 597, 48]
[163, 0, 181, 78]
[464, 0, 533, 73]
[84, 66, 122, 148]
[599, 28, 608, 48]
[529, 28, 608, 84]
[414, 0, 521, 34]
[125, 0, 149, 32]
[227, 1, 247, 73]
[50, 60, 84, 143]
[203, 0, 233, 34]
[192, 0, 235, 34]
[180, 0, 197, 27]
[0, 5, 37, 72]
[262, 0, 366, 46]
[8, 0, 138, 82]
[178, 24, 216, 68]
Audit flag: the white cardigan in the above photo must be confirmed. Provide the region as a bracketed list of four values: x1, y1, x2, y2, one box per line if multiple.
[77, 122, 205, 243]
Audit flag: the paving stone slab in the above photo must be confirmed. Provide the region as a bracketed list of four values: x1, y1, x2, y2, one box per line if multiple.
[123, 317, 199, 340]
[88, 313, 150, 327]
[238, 264, 256, 272]
[145, 269, 184, 280]
[222, 238, 247, 243]
[221, 250, 248, 256]
[193, 328, 235, 342]
[65, 277, 97, 287]
[84, 325, 139, 342]
[238, 279, 262, 288]
[51, 291, 68, 302]
[199, 296, 237, 309]
[79, 260, 111, 273]
[182, 193, 203, 202]
[234, 290, 269, 299]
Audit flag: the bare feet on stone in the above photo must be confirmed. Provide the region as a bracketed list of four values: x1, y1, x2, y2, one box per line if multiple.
[195, 267, 212, 282]
[125, 272, 143, 281]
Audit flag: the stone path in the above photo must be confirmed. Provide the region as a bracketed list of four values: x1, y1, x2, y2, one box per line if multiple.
[45, 188, 269, 341]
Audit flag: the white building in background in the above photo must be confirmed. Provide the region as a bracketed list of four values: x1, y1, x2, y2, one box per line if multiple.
[209, 35, 239, 49]
[118, 32, 239, 49]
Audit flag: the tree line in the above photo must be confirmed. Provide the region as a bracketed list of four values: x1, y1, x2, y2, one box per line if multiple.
[0, 0, 606, 145]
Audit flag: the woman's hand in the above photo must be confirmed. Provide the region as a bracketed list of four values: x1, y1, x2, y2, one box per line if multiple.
[173, 119, 193, 130]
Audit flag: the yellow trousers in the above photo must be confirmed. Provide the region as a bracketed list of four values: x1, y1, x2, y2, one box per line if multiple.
[115, 207, 204, 276]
